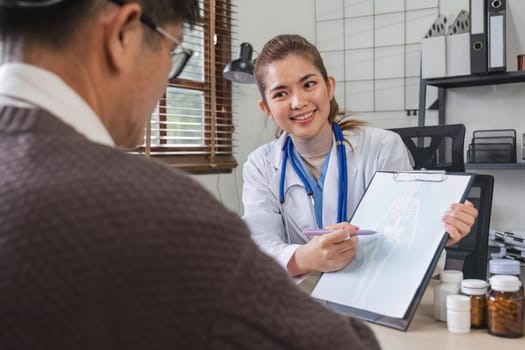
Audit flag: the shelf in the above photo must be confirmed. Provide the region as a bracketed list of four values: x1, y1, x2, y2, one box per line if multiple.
[465, 162, 525, 170]
[423, 71, 525, 89]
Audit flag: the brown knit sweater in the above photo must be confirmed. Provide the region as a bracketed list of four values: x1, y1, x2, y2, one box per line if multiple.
[0, 106, 380, 350]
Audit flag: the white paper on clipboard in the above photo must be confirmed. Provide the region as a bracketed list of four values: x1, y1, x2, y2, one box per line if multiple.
[311, 171, 474, 328]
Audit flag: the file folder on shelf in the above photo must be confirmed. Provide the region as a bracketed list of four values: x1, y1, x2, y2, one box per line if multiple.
[421, 15, 448, 79]
[447, 10, 470, 77]
[470, 0, 487, 74]
[487, 0, 506, 72]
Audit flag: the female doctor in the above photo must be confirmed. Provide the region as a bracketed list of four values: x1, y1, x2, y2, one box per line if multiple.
[241, 34, 478, 278]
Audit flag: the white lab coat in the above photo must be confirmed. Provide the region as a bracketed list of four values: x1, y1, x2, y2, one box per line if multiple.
[242, 126, 413, 268]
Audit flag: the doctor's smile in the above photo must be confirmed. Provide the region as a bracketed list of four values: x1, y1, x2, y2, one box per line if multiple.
[291, 110, 316, 123]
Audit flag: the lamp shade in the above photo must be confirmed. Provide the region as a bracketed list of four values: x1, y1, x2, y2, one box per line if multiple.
[223, 42, 255, 84]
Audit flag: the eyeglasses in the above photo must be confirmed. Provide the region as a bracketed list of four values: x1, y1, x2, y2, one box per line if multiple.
[109, 0, 193, 79]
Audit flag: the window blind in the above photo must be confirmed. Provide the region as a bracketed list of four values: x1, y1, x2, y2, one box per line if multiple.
[138, 0, 236, 174]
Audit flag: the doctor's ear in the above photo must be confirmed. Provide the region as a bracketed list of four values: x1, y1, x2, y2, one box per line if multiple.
[258, 100, 272, 118]
[327, 75, 336, 100]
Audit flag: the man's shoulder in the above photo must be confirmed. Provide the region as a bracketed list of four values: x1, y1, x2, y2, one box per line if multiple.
[37, 135, 217, 214]
[77, 144, 208, 200]
[50, 140, 242, 237]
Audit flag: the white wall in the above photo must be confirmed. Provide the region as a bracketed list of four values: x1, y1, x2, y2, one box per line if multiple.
[195, 0, 525, 231]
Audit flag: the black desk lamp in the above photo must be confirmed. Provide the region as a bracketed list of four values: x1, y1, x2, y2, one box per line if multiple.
[223, 42, 256, 84]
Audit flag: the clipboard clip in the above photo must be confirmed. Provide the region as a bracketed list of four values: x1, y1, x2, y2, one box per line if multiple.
[393, 170, 447, 182]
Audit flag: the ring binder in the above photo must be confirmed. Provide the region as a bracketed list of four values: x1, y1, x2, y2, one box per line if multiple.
[393, 170, 447, 182]
[487, 0, 506, 72]
[470, 0, 488, 74]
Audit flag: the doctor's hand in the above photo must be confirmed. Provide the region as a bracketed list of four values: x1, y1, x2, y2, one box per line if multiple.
[287, 223, 358, 277]
[443, 200, 478, 246]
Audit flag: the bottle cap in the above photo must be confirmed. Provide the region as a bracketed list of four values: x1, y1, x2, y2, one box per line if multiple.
[489, 258, 521, 275]
[461, 279, 488, 295]
[440, 270, 463, 283]
[489, 275, 522, 292]
[446, 294, 471, 311]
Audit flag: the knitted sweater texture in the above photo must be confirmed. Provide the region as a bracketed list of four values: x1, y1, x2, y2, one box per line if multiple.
[0, 107, 380, 350]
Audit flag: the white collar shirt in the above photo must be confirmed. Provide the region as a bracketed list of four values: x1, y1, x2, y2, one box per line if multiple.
[0, 62, 114, 147]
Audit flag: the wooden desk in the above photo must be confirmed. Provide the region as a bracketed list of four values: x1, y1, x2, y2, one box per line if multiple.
[299, 274, 524, 349]
[367, 280, 524, 350]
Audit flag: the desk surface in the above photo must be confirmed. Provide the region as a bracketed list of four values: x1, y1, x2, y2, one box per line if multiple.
[367, 280, 524, 350]
[299, 274, 524, 350]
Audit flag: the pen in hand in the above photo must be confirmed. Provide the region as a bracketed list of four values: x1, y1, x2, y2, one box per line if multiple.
[303, 229, 377, 237]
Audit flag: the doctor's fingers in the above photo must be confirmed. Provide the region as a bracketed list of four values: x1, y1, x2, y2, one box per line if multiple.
[318, 238, 354, 260]
[448, 201, 478, 225]
[444, 205, 477, 234]
[335, 235, 358, 249]
[338, 245, 358, 263]
[320, 228, 355, 246]
[445, 225, 462, 246]
[337, 236, 358, 255]
[456, 200, 478, 214]
[324, 248, 357, 272]
[329, 236, 358, 259]
[325, 222, 359, 233]
[444, 216, 473, 246]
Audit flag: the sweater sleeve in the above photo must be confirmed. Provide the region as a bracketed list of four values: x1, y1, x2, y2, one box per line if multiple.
[207, 216, 381, 350]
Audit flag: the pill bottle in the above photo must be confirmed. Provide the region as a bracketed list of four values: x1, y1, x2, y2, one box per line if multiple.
[487, 275, 524, 338]
[489, 258, 524, 296]
[434, 270, 463, 322]
[446, 294, 471, 334]
[461, 279, 488, 328]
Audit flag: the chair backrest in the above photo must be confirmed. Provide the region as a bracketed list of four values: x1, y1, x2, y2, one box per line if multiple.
[389, 124, 466, 172]
[444, 174, 494, 279]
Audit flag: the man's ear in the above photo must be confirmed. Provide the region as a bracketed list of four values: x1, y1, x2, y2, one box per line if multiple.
[258, 99, 272, 118]
[103, 2, 143, 74]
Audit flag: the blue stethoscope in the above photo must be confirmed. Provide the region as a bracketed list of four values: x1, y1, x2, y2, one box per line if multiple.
[279, 122, 348, 243]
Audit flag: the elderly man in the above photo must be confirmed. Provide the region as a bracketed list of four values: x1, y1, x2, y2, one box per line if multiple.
[0, 1, 380, 349]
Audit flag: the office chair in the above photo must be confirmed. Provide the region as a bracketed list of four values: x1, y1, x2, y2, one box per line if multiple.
[389, 124, 466, 172]
[390, 124, 493, 279]
[444, 174, 494, 279]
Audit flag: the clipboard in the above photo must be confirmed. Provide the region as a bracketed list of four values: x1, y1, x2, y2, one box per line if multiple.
[311, 170, 475, 331]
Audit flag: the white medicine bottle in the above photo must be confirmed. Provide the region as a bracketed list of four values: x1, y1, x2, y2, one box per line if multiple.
[434, 270, 463, 322]
[446, 294, 471, 334]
